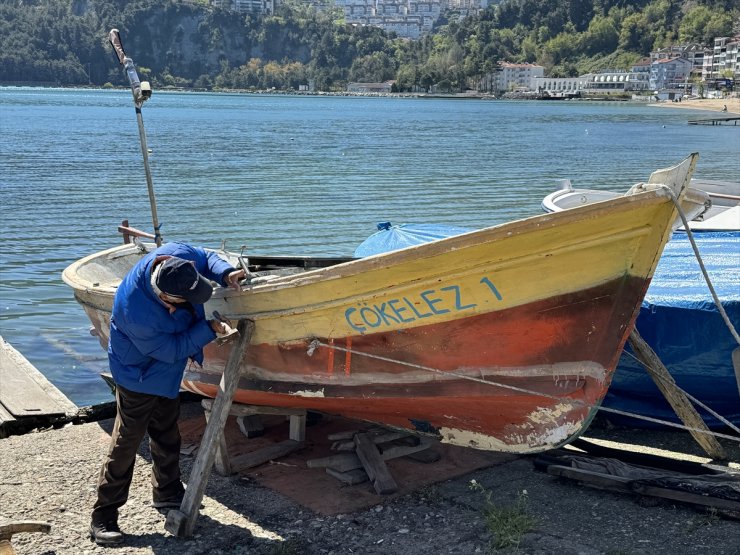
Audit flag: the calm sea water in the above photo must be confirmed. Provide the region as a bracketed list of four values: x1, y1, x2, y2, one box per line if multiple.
[1, 88, 738, 406]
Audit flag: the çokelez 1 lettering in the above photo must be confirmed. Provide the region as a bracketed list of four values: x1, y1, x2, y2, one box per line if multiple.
[344, 278, 503, 333]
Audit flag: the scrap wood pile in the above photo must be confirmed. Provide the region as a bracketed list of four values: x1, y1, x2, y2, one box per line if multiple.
[533, 440, 740, 519]
[307, 427, 440, 494]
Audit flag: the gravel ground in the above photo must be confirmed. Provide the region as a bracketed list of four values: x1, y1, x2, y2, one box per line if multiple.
[1, 401, 738, 555]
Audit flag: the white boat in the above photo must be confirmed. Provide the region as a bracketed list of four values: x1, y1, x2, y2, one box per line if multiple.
[542, 178, 739, 232]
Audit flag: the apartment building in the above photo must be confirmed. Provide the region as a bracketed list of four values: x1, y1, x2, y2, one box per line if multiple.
[649, 57, 693, 91]
[212, 0, 276, 14]
[703, 36, 740, 81]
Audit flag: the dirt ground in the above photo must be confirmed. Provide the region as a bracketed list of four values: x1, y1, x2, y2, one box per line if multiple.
[649, 96, 740, 114]
[1, 399, 739, 555]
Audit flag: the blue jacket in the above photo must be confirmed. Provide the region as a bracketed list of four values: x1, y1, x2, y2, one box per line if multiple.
[108, 242, 236, 398]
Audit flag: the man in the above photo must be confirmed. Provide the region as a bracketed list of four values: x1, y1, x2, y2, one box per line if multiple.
[90, 242, 245, 545]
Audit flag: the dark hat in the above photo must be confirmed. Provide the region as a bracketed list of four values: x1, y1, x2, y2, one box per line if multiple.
[156, 257, 213, 305]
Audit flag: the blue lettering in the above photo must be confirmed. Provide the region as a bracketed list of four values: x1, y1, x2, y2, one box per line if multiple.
[388, 299, 415, 323]
[480, 277, 503, 300]
[404, 297, 433, 318]
[374, 302, 401, 326]
[345, 308, 366, 333]
[441, 285, 476, 311]
[421, 290, 450, 315]
[360, 306, 382, 328]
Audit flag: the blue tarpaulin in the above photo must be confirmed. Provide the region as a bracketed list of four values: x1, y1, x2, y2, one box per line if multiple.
[355, 224, 740, 429]
[354, 222, 473, 258]
[602, 231, 740, 428]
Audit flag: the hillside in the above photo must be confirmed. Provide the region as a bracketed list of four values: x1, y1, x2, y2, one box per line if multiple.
[0, 0, 736, 91]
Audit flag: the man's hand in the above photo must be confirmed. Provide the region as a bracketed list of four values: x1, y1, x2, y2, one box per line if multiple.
[225, 269, 246, 289]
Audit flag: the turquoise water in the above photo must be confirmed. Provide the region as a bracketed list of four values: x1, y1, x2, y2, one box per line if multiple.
[1, 88, 738, 406]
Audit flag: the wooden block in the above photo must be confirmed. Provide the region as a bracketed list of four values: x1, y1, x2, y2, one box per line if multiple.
[230, 440, 304, 472]
[327, 430, 360, 441]
[237, 415, 265, 438]
[326, 467, 369, 485]
[308, 440, 436, 472]
[289, 414, 306, 442]
[307, 453, 361, 472]
[354, 433, 398, 494]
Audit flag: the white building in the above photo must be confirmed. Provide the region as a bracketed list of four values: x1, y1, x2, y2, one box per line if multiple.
[703, 36, 740, 81]
[493, 62, 544, 93]
[211, 0, 276, 14]
[532, 76, 588, 95]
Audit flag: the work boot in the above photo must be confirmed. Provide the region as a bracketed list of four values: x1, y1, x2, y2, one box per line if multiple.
[89, 519, 124, 545]
[151, 493, 184, 509]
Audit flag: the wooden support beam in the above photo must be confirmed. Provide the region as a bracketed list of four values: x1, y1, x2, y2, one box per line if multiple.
[164, 320, 253, 538]
[353, 432, 398, 494]
[230, 440, 304, 472]
[628, 329, 726, 460]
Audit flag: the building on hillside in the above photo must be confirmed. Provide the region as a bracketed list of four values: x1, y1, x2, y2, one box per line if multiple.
[211, 0, 276, 14]
[629, 58, 652, 90]
[490, 62, 544, 93]
[531, 76, 588, 96]
[583, 70, 649, 94]
[346, 80, 396, 93]
[649, 57, 693, 91]
[338, 0, 482, 39]
[703, 36, 740, 81]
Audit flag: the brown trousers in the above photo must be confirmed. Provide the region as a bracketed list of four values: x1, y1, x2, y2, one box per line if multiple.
[92, 384, 184, 523]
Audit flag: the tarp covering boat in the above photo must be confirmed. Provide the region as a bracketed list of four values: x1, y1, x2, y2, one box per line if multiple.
[354, 222, 473, 257]
[603, 231, 740, 428]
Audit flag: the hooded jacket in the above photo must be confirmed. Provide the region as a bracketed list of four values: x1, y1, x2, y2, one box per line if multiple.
[108, 242, 236, 398]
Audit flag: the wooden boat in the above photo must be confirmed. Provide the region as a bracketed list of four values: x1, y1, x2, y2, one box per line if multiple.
[542, 177, 739, 232]
[63, 154, 697, 454]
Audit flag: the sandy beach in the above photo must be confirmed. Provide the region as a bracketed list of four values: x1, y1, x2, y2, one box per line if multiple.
[650, 96, 740, 115]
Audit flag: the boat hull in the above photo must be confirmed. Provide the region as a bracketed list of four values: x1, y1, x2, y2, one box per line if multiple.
[64, 155, 696, 453]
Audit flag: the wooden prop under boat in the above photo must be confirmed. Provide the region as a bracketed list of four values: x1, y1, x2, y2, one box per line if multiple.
[63, 154, 698, 454]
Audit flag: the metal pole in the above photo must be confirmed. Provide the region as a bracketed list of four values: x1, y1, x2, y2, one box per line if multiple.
[108, 28, 162, 247]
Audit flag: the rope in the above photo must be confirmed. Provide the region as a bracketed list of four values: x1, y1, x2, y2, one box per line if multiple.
[310, 340, 740, 444]
[664, 186, 740, 346]
[621, 349, 740, 435]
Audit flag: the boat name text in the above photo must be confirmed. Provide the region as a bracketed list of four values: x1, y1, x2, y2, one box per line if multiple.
[344, 277, 502, 333]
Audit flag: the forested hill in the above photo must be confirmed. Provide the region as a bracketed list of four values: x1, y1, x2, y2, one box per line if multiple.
[0, 0, 736, 92]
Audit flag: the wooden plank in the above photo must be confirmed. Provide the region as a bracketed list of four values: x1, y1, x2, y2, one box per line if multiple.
[353, 432, 398, 494]
[628, 329, 726, 460]
[0, 337, 77, 417]
[332, 431, 409, 451]
[630, 482, 740, 512]
[202, 404, 231, 477]
[164, 320, 253, 538]
[548, 465, 740, 512]
[201, 398, 306, 418]
[307, 440, 435, 472]
[326, 467, 368, 485]
[230, 440, 303, 472]
[236, 415, 265, 438]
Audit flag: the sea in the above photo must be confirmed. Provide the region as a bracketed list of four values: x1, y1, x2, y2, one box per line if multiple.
[1, 87, 738, 406]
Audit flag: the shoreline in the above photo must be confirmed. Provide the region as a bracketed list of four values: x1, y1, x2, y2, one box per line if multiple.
[649, 96, 740, 115]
